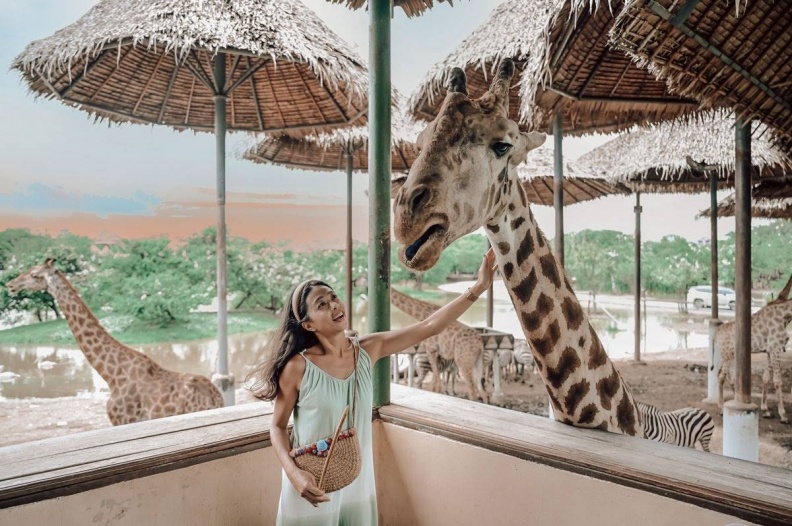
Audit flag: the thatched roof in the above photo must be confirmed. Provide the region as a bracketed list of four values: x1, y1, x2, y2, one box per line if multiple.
[611, 0, 792, 153]
[241, 101, 422, 173]
[408, 0, 701, 135]
[576, 110, 792, 194]
[697, 180, 792, 219]
[518, 147, 630, 205]
[11, 0, 368, 136]
[327, 0, 462, 18]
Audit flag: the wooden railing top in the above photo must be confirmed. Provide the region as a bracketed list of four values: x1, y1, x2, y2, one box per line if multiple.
[2, 385, 791, 526]
[382, 385, 792, 526]
[0, 403, 273, 509]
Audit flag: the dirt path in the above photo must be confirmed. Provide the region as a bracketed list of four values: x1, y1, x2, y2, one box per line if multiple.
[1, 350, 790, 470]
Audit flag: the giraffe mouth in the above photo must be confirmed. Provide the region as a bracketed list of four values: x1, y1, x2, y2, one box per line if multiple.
[403, 224, 446, 267]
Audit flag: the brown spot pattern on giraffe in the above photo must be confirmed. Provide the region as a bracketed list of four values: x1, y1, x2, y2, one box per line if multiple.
[545, 347, 581, 389]
[596, 369, 621, 410]
[561, 297, 584, 331]
[511, 268, 538, 303]
[497, 242, 510, 255]
[532, 320, 561, 356]
[578, 403, 599, 425]
[515, 230, 534, 267]
[503, 262, 514, 280]
[616, 392, 639, 436]
[539, 254, 562, 289]
[588, 335, 609, 370]
[564, 379, 591, 415]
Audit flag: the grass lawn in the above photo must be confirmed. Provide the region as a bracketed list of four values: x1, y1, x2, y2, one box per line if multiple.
[0, 311, 280, 346]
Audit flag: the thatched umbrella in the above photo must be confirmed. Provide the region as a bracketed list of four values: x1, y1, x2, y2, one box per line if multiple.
[516, 148, 631, 206]
[610, 0, 792, 154]
[409, 0, 700, 134]
[11, 0, 368, 406]
[698, 181, 792, 219]
[576, 111, 792, 191]
[242, 104, 422, 330]
[578, 109, 792, 390]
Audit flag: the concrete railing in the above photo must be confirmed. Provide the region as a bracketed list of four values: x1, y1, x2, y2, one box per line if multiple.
[2, 385, 790, 525]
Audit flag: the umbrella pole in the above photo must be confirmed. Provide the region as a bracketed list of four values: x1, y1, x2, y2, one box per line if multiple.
[369, 0, 391, 407]
[346, 151, 354, 331]
[552, 112, 564, 266]
[634, 191, 643, 363]
[723, 117, 757, 461]
[704, 171, 721, 404]
[212, 52, 234, 406]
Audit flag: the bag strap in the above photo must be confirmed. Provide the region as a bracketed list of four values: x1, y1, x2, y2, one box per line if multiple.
[348, 334, 360, 429]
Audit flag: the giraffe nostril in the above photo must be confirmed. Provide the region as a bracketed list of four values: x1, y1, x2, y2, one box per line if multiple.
[409, 186, 431, 214]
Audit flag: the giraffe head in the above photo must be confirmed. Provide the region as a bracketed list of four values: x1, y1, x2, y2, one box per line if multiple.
[394, 59, 546, 271]
[5, 258, 57, 295]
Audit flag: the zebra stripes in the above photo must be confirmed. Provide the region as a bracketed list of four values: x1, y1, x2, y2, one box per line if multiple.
[413, 352, 457, 394]
[637, 402, 714, 452]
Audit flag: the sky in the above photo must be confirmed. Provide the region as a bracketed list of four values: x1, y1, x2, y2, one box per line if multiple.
[0, 0, 742, 251]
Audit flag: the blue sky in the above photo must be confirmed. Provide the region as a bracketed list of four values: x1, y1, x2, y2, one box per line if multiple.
[0, 0, 740, 248]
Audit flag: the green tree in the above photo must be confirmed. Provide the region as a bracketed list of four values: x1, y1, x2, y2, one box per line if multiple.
[565, 230, 634, 302]
[94, 238, 209, 325]
[643, 235, 709, 302]
[0, 229, 95, 323]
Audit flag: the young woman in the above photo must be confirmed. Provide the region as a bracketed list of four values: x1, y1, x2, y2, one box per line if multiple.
[249, 248, 496, 525]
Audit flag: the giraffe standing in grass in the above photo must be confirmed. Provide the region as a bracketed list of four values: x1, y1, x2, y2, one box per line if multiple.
[716, 274, 792, 424]
[391, 288, 488, 403]
[392, 59, 642, 436]
[6, 259, 224, 425]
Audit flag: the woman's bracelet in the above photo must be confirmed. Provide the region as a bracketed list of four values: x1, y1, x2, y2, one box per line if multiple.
[464, 287, 479, 302]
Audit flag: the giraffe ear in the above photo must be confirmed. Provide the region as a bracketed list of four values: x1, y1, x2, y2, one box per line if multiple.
[447, 67, 468, 96]
[488, 59, 515, 114]
[44, 258, 56, 267]
[511, 131, 546, 167]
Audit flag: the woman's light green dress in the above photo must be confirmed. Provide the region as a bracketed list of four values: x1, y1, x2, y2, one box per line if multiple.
[277, 346, 377, 526]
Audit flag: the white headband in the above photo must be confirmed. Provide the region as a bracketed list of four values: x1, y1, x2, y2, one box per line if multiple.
[291, 280, 313, 321]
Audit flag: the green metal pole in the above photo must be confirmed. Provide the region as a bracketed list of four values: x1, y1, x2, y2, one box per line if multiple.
[212, 52, 234, 406]
[369, 0, 391, 407]
[346, 151, 354, 331]
[552, 111, 564, 266]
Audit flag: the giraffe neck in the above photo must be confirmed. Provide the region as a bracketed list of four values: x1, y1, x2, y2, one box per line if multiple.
[391, 288, 441, 321]
[45, 271, 142, 385]
[483, 188, 642, 436]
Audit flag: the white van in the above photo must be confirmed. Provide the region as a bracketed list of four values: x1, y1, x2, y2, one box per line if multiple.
[687, 285, 736, 310]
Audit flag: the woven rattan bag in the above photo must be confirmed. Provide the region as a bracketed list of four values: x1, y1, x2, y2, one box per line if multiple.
[288, 336, 362, 493]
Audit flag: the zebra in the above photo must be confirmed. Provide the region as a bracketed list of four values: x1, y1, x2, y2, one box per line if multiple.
[512, 339, 536, 379]
[413, 350, 457, 394]
[482, 348, 514, 385]
[637, 402, 714, 452]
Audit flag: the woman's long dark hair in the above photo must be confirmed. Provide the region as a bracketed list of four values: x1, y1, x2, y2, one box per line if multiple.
[245, 280, 331, 401]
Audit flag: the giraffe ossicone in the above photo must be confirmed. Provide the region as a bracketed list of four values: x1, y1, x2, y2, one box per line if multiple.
[394, 58, 643, 436]
[6, 259, 224, 425]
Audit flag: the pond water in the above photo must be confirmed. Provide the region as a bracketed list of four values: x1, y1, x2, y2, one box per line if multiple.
[0, 282, 721, 400]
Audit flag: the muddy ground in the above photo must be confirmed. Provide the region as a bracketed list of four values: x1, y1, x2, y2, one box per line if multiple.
[1, 349, 790, 470]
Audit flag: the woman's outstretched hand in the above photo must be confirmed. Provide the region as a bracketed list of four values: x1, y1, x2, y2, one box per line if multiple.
[471, 247, 497, 297]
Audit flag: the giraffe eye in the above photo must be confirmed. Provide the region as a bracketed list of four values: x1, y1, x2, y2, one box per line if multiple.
[491, 142, 512, 158]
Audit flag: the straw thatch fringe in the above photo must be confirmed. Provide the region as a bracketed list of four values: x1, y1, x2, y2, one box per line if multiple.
[325, 0, 461, 18]
[698, 196, 792, 219]
[610, 0, 792, 153]
[240, 101, 422, 173]
[407, 0, 593, 126]
[12, 0, 368, 104]
[576, 110, 792, 189]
